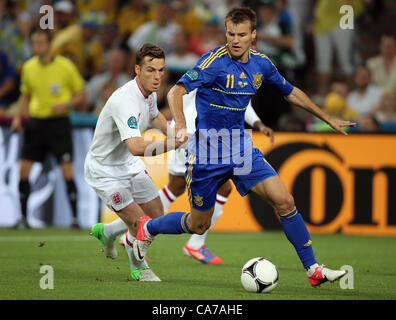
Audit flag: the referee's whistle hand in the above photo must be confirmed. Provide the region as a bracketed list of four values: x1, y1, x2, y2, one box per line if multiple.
[11, 117, 22, 133]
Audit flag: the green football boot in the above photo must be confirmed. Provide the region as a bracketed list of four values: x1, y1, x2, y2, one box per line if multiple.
[130, 266, 161, 282]
[90, 223, 118, 259]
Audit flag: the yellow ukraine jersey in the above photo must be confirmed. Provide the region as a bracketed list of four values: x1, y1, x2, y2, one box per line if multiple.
[20, 55, 84, 119]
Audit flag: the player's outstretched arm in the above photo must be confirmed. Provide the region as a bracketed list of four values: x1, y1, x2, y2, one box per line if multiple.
[124, 134, 187, 158]
[286, 87, 356, 135]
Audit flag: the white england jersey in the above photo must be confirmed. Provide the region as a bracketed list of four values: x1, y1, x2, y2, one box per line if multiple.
[86, 78, 158, 177]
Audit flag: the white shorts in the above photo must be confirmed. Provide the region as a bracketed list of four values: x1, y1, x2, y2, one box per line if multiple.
[167, 148, 187, 177]
[84, 157, 158, 211]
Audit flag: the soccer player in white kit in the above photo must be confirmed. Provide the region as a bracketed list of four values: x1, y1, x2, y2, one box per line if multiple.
[158, 89, 273, 264]
[85, 44, 186, 281]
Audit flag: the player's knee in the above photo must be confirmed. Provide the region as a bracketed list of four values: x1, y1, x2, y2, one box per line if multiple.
[218, 181, 232, 197]
[275, 193, 295, 215]
[194, 225, 209, 235]
[173, 184, 186, 197]
[168, 177, 186, 197]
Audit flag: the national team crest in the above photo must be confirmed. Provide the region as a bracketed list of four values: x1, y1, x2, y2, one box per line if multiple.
[193, 195, 203, 207]
[111, 192, 122, 206]
[252, 73, 263, 89]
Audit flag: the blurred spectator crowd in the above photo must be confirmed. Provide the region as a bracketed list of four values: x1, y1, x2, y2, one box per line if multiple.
[0, 0, 396, 133]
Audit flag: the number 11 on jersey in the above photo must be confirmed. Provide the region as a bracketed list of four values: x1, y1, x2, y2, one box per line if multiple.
[226, 74, 234, 89]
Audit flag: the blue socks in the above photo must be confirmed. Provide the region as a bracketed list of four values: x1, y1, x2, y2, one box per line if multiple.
[279, 208, 317, 269]
[145, 208, 316, 271]
[146, 212, 192, 236]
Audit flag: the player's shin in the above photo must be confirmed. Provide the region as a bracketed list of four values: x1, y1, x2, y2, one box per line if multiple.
[186, 195, 225, 248]
[146, 212, 192, 236]
[278, 208, 317, 271]
[124, 231, 162, 281]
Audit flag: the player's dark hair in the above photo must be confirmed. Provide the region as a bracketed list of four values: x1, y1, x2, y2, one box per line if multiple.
[225, 7, 257, 31]
[135, 43, 165, 66]
[31, 27, 54, 42]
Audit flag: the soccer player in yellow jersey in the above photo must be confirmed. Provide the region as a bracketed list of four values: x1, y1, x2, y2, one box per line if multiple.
[11, 28, 86, 229]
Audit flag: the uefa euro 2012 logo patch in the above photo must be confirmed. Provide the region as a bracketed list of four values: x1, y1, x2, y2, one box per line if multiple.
[185, 69, 198, 81]
[128, 116, 138, 129]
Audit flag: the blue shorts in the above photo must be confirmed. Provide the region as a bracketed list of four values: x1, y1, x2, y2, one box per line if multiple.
[185, 148, 278, 211]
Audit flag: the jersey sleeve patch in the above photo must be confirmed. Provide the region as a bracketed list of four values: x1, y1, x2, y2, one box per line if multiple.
[185, 69, 199, 81]
[127, 116, 138, 129]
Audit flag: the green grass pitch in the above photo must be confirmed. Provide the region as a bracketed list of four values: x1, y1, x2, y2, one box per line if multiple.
[1, 228, 396, 300]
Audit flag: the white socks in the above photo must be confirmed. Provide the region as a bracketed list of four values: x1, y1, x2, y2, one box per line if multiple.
[306, 263, 320, 276]
[159, 185, 177, 213]
[124, 231, 148, 270]
[103, 218, 128, 240]
[186, 194, 227, 249]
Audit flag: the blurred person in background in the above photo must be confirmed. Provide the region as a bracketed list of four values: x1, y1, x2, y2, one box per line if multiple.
[356, 114, 379, 133]
[163, 29, 200, 118]
[367, 34, 396, 91]
[11, 28, 86, 229]
[277, 112, 306, 131]
[89, 22, 122, 76]
[85, 48, 130, 114]
[0, 50, 16, 110]
[188, 15, 224, 58]
[117, 0, 150, 41]
[51, 0, 85, 72]
[256, 0, 296, 76]
[251, 0, 295, 129]
[307, 81, 358, 132]
[313, 0, 364, 101]
[373, 90, 396, 124]
[80, 12, 103, 79]
[166, 30, 199, 84]
[15, 10, 34, 66]
[203, 0, 243, 32]
[75, 0, 119, 23]
[0, 1, 34, 69]
[346, 65, 382, 117]
[0, 0, 20, 61]
[286, 0, 312, 67]
[323, 81, 359, 121]
[173, 0, 203, 37]
[126, 0, 182, 109]
[127, 0, 181, 56]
